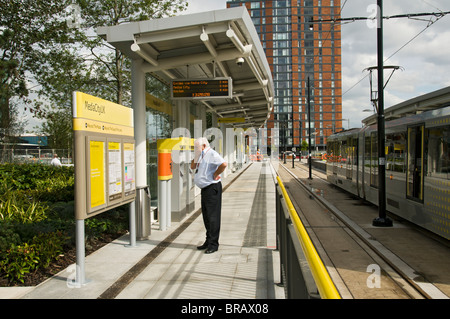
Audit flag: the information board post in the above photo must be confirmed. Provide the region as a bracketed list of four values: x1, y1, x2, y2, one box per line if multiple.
[75, 220, 86, 286]
[72, 92, 136, 286]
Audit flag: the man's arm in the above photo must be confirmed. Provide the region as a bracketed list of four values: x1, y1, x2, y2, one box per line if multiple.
[213, 162, 227, 180]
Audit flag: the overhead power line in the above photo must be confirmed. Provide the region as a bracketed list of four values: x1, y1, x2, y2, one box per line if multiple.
[312, 11, 450, 24]
[319, 10, 450, 97]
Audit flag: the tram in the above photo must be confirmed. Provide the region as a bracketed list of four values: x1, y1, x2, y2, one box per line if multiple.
[326, 105, 450, 240]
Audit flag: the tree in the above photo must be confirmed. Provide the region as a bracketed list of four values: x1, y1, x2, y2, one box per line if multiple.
[74, 0, 188, 106]
[35, 0, 188, 146]
[301, 140, 309, 151]
[1, 0, 188, 132]
[27, 0, 187, 158]
[39, 110, 73, 152]
[0, 0, 82, 119]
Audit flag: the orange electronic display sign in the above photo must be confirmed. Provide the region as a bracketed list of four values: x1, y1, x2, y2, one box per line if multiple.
[171, 78, 232, 99]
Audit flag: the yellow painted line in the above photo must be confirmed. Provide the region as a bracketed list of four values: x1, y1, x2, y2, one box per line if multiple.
[277, 176, 341, 299]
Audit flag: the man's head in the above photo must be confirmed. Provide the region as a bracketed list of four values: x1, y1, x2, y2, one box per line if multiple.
[194, 137, 210, 151]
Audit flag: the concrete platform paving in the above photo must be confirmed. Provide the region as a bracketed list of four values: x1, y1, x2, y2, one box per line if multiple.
[2, 161, 284, 300]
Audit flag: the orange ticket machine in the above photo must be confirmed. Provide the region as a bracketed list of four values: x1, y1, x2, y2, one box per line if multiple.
[156, 138, 194, 229]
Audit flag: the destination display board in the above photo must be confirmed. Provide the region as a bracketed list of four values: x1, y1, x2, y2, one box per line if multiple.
[218, 117, 245, 123]
[171, 77, 232, 99]
[73, 92, 136, 220]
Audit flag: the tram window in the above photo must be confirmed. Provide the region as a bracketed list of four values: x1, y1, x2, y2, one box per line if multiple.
[371, 132, 378, 187]
[341, 139, 347, 163]
[327, 140, 338, 162]
[427, 126, 450, 179]
[386, 132, 406, 173]
[353, 138, 358, 167]
[326, 141, 332, 161]
[364, 134, 378, 187]
[407, 126, 424, 200]
[346, 138, 352, 165]
[364, 136, 371, 175]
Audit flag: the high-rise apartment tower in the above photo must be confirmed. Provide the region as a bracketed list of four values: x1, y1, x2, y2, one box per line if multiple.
[227, 0, 342, 151]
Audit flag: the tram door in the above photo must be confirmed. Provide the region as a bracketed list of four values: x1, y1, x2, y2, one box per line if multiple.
[407, 125, 424, 201]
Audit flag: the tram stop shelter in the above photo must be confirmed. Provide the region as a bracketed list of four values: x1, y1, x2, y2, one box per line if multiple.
[97, 7, 274, 228]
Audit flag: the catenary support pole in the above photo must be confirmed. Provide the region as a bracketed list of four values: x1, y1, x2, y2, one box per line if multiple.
[373, 0, 392, 227]
[307, 76, 312, 179]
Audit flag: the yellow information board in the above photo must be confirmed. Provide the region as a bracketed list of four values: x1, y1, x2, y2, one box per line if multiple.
[73, 92, 135, 220]
[73, 91, 134, 129]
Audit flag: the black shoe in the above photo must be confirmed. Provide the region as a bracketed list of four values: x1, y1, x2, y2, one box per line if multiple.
[197, 243, 208, 250]
[205, 248, 218, 254]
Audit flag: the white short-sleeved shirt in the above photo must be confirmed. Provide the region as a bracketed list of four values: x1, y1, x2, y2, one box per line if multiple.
[194, 147, 225, 189]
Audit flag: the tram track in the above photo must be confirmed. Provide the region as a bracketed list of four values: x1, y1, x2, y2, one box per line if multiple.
[277, 161, 449, 299]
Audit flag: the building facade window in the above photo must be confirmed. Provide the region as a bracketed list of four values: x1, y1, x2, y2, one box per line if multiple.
[227, 0, 342, 151]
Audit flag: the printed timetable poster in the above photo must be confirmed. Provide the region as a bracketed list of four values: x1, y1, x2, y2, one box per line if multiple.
[124, 142, 136, 197]
[108, 141, 122, 202]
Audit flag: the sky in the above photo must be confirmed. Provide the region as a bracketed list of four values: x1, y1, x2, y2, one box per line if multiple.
[21, 0, 450, 131]
[182, 0, 450, 129]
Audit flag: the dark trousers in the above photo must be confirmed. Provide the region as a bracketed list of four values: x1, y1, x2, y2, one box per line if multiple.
[200, 182, 222, 249]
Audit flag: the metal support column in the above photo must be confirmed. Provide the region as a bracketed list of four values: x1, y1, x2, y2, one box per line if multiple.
[131, 58, 148, 240]
[220, 122, 229, 178]
[159, 180, 167, 231]
[128, 200, 137, 247]
[131, 58, 147, 188]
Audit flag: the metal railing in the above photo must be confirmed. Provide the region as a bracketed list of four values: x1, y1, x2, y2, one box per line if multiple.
[276, 175, 341, 299]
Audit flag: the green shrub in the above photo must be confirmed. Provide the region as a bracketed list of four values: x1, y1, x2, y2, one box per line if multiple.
[0, 164, 74, 192]
[0, 231, 68, 284]
[0, 222, 21, 252]
[0, 242, 40, 284]
[0, 195, 48, 224]
[0, 164, 128, 285]
[32, 231, 68, 268]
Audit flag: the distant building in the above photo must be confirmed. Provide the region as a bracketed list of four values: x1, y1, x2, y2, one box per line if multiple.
[19, 134, 48, 147]
[227, 0, 342, 150]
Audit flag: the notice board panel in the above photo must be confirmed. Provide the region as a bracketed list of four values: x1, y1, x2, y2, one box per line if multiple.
[73, 92, 136, 220]
[87, 137, 107, 214]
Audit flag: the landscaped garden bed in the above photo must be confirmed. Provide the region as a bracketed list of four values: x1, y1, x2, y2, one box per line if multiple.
[0, 164, 129, 286]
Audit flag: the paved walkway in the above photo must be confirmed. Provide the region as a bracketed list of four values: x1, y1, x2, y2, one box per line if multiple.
[2, 161, 284, 299]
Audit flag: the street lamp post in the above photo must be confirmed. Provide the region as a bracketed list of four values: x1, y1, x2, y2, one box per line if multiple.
[307, 76, 312, 179]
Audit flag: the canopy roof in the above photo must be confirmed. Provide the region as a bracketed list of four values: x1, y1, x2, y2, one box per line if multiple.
[97, 7, 274, 128]
[362, 86, 450, 126]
